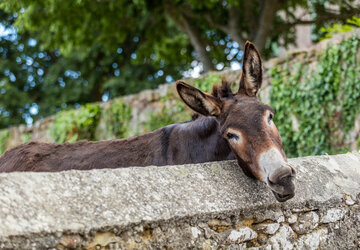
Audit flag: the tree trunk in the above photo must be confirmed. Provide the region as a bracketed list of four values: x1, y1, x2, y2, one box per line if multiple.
[205, 5, 245, 47]
[179, 15, 215, 72]
[226, 6, 245, 46]
[254, 0, 279, 53]
[165, 5, 215, 72]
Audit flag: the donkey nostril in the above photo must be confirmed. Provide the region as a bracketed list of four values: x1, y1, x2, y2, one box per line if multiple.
[290, 167, 296, 176]
[267, 177, 276, 186]
[269, 165, 294, 184]
[280, 176, 295, 191]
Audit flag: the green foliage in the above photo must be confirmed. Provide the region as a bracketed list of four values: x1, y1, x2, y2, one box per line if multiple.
[103, 100, 132, 139]
[145, 107, 178, 132]
[193, 73, 222, 92]
[143, 73, 222, 132]
[0, 10, 51, 128]
[321, 16, 360, 40]
[21, 132, 31, 143]
[270, 36, 360, 157]
[0, 129, 10, 154]
[48, 103, 101, 143]
[1, 0, 359, 129]
[144, 102, 192, 132]
[0, 0, 346, 61]
[0, 10, 182, 129]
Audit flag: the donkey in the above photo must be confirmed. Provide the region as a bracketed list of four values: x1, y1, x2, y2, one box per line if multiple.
[0, 41, 295, 202]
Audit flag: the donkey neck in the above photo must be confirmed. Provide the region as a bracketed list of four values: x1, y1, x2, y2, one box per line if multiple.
[162, 115, 234, 165]
[0, 115, 234, 172]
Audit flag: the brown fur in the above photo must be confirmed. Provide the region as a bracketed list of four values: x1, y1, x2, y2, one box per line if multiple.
[0, 82, 278, 174]
[0, 116, 232, 172]
[0, 41, 295, 202]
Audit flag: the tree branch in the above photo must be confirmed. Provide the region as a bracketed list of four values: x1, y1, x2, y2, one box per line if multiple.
[254, 0, 279, 53]
[165, 4, 215, 72]
[273, 9, 360, 34]
[244, 1, 257, 36]
[205, 5, 245, 46]
[227, 5, 245, 46]
[204, 13, 230, 34]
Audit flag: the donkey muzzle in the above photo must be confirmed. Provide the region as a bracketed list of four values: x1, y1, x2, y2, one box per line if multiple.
[267, 165, 296, 202]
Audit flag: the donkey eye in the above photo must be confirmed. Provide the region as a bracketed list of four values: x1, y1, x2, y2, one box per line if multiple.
[268, 113, 273, 123]
[227, 132, 239, 140]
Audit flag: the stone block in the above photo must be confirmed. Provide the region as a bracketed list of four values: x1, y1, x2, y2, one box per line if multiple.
[0, 152, 359, 248]
[320, 208, 347, 223]
[291, 211, 319, 234]
[227, 227, 258, 243]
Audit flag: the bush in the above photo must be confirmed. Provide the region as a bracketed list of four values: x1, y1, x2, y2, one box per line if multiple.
[144, 103, 191, 132]
[270, 36, 360, 157]
[48, 103, 101, 143]
[193, 73, 222, 92]
[103, 100, 132, 139]
[0, 129, 10, 154]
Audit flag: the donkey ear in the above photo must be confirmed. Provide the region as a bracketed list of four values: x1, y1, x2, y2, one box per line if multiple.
[176, 81, 222, 116]
[238, 41, 263, 97]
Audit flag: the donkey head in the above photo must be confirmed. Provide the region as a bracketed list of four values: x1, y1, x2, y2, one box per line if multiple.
[176, 41, 295, 202]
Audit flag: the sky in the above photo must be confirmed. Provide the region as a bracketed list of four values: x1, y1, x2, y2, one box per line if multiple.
[0, 23, 15, 37]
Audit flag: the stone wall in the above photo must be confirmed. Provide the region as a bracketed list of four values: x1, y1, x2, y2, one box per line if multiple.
[0, 153, 359, 249]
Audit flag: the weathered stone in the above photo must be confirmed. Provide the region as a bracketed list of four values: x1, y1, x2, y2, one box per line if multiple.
[257, 234, 268, 245]
[287, 214, 297, 224]
[254, 223, 280, 235]
[320, 208, 347, 223]
[191, 227, 202, 239]
[294, 227, 328, 249]
[0, 153, 359, 248]
[227, 227, 257, 243]
[345, 195, 356, 206]
[291, 211, 319, 234]
[204, 228, 215, 239]
[58, 235, 82, 248]
[252, 208, 284, 223]
[268, 225, 296, 250]
[277, 215, 285, 223]
[227, 243, 247, 250]
[208, 219, 231, 232]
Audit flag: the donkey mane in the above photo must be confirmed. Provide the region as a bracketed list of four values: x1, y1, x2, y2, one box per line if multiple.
[211, 80, 234, 99]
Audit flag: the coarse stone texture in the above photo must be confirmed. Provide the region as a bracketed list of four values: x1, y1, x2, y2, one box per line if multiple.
[294, 227, 328, 249]
[254, 223, 280, 235]
[320, 208, 347, 223]
[287, 214, 298, 224]
[227, 228, 258, 243]
[0, 153, 359, 249]
[291, 211, 319, 234]
[268, 225, 296, 249]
